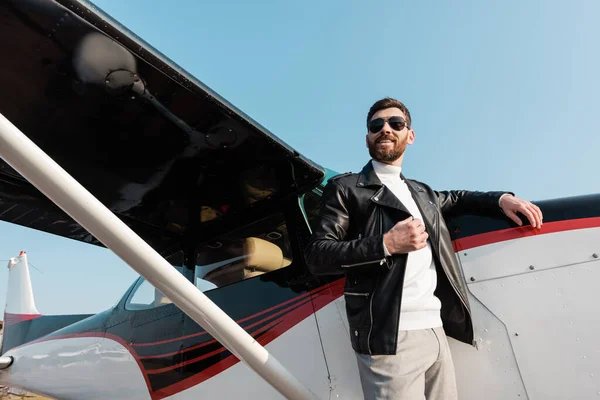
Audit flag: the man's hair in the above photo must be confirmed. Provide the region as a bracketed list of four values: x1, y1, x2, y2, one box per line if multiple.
[366, 97, 412, 128]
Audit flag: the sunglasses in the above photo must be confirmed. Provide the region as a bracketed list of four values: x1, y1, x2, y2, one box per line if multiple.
[367, 116, 409, 134]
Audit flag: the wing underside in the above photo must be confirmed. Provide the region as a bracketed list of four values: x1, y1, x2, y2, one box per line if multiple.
[0, 0, 325, 254]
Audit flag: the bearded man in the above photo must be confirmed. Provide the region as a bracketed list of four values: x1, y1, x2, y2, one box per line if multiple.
[304, 97, 543, 400]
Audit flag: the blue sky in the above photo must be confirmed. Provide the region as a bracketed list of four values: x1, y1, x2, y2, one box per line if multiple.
[1, 0, 599, 316]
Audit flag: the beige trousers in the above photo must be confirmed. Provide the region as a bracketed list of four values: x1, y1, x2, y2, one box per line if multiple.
[355, 327, 458, 400]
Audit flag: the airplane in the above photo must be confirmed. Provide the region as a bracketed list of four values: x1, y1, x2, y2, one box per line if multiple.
[0, 0, 599, 399]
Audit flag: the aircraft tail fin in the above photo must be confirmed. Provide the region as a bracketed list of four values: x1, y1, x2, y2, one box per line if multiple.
[1, 251, 42, 354]
[4, 251, 40, 319]
[1, 252, 93, 355]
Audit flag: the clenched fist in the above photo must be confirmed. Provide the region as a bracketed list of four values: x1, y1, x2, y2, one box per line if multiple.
[383, 216, 428, 254]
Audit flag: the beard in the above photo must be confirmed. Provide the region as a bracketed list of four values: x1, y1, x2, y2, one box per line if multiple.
[367, 136, 407, 163]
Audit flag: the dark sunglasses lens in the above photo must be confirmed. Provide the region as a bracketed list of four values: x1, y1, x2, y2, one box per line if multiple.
[368, 118, 385, 133]
[388, 117, 406, 131]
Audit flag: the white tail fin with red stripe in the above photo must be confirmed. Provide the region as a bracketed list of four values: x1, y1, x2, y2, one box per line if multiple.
[5, 251, 40, 317]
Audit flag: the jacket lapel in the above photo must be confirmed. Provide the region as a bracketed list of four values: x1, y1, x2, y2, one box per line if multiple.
[404, 177, 440, 247]
[373, 186, 412, 216]
[357, 161, 411, 216]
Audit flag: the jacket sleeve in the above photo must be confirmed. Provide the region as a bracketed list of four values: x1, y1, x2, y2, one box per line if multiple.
[304, 180, 386, 276]
[434, 189, 514, 218]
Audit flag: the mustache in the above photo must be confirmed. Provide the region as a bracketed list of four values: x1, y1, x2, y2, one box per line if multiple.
[375, 135, 397, 143]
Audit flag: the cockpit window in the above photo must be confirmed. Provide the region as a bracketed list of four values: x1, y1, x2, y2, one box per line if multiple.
[301, 190, 323, 232]
[125, 212, 293, 308]
[195, 212, 292, 291]
[125, 251, 184, 311]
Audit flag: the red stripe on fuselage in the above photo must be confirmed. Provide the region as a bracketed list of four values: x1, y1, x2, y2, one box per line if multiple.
[3, 313, 42, 326]
[140, 296, 313, 362]
[146, 317, 285, 374]
[452, 217, 600, 252]
[132, 285, 328, 348]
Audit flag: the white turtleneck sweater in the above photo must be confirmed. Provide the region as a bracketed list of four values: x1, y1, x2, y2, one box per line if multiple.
[372, 160, 443, 331]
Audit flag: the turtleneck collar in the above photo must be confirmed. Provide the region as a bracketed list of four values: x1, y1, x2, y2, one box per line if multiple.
[371, 159, 402, 178]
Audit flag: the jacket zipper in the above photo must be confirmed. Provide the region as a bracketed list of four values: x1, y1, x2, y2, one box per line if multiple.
[341, 233, 386, 268]
[341, 259, 384, 268]
[344, 291, 370, 297]
[367, 205, 386, 355]
[379, 208, 391, 269]
[367, 272, 379, 355]
[392, 255, 409, 354]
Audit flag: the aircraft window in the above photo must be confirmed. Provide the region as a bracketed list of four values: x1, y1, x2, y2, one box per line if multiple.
[195, 213, 292, 291]
[125, 252, 184, 311]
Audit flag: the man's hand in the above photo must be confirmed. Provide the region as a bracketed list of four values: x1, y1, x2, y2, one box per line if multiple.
[383, 216, 428, 254]
[500, 194, 543, 229]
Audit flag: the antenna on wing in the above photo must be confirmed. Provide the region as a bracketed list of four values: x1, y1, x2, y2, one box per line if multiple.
[27, 262, 44, 275]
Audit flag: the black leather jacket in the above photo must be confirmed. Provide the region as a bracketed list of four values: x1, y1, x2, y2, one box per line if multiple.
[304, 160, 510, 355]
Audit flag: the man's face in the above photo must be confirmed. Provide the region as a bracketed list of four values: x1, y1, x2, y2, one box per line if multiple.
[366, 107, 414, 164]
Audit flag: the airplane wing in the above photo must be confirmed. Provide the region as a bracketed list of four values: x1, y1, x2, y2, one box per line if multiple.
[0, 0, 325, 254]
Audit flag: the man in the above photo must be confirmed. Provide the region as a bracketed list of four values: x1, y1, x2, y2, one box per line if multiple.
[304, 97, 543, 400]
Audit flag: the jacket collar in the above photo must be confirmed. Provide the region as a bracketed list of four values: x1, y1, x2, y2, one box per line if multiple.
[356, 159, 437, 240]
[356, 160, 425, 191]
[403, 176, 425, 193]
[357, 160, 412, 215]
[356, 160, 383, 188]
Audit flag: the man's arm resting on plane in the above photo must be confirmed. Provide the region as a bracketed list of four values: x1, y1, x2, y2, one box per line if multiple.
[304, 180, 386, 276]
[435, 189, 512, 217]
[436, 190, 543, 228]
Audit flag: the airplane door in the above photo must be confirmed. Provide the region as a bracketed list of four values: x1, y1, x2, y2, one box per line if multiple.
[120, 270, 188, 397]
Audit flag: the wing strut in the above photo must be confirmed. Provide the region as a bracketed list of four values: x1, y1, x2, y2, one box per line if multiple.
[0, 113, 318, 400]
